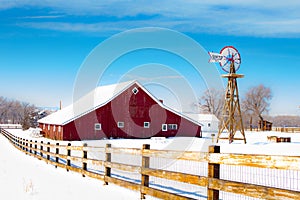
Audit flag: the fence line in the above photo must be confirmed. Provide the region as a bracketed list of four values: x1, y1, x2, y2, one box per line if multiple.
[1, 128, 300, 200]
[273, 127, 300, 133]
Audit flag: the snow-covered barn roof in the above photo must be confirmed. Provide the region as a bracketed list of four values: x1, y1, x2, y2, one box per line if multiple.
[38, 80, 202, 127]
[184, 113, 220, 123]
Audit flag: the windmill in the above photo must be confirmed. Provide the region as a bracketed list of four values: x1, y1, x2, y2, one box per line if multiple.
[208, 46, 246, 144]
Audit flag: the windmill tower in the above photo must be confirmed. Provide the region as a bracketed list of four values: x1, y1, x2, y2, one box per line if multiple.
[209, 46, 246, 144]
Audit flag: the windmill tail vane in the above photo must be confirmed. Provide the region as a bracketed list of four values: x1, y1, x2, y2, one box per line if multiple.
[208, 52, 225, 63]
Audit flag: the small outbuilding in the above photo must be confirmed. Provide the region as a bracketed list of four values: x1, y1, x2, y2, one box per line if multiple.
[38, 81, 202, 141]
[259, 120, 273, 131]
[184, 113, 219, 132]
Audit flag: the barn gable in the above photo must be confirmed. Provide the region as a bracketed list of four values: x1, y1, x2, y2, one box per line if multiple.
[38, 81, 202, 140]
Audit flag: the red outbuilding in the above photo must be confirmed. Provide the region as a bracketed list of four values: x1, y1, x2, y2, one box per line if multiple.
[38, 81, 202, 141]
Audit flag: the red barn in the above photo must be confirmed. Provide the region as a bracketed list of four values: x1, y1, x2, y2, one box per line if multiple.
[38, 81, 202, 141]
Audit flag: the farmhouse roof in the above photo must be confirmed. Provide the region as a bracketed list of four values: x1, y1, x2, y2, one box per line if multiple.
[184, 113, 220, 123]
[38, 80, 202, 127]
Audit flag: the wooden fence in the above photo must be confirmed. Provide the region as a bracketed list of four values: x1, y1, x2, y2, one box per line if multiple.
[0, 124, 22, 129]
[1, 128, 300, 200]
[273, 127, 300, 133]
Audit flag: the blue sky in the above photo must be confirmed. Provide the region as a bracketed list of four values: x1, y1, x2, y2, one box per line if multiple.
[1, 1, 300, 115]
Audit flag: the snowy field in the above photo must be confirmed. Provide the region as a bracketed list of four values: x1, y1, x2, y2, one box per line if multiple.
[1, 129, 300, 199]
[0, 131, 153, 200]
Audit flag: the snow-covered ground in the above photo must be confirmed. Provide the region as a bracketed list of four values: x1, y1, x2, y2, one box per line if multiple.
[1, 129, 300, 199]
[0, 131, 148, 200]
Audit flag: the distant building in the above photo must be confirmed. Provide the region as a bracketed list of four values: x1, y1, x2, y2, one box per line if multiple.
[38, 81, 202, 141]
[184, 113, 219, 132]
[30, 109, 55, 128]
[37, 110, 54, 119]
[0, 124, 22, 129]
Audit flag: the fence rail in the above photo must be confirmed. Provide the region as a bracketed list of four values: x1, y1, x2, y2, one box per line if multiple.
[273, 127, 300, 133]
[1, 128, 300, 200]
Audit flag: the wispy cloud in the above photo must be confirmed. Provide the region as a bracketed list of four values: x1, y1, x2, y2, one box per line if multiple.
[3, 0, 300, 37]
[20, 15, 65, 19]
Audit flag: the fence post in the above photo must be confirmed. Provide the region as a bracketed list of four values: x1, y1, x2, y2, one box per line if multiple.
[25, 139, 28, 153]
[55, 142, 59, 168]
[66, 143, 71, 172]
[82, 143, 88, 177]
[40, 141, 43, 158]
[22, 139, 25, 151]
[104, 144, 111, 185]
[34, 141, 37, 155]
[29, 140, 32, 154]
[208, 145, 220, 200]
[13, 135, 16, 146]
[47, 142, 50, 161]
[141, 144, 150, 199]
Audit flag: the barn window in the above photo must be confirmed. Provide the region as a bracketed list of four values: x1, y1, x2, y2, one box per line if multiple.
[144, 122, 150, 128]
[162, 124, 167, 131]
[118, 121, 124, 128]
[168, 124, 178, 130]
[132, 87, 139, 95]
[173, 124, 178, 130]
[48, 124, 50, 130]
[94, 123, 101, 130]
[58, 126, 61, 132]
[53, 125, 56, 131]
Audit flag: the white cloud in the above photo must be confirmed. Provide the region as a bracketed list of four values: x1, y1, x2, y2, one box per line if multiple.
[4, 0, 300, 37]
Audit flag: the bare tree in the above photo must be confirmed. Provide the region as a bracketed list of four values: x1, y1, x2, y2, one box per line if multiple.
[199, 88, 224, 119]
[0, 97, 9, 123]
[266, 115, 300, 127]
[0, 96, 36, 129]
[242, 84, 272, 123]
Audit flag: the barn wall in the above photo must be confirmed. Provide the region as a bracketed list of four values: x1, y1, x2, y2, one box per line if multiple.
[39, 123, 63, 140]
[59, 83, 201, 141]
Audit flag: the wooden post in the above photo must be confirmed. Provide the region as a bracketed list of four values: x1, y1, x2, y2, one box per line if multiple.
[208, 145, 220, 200]
[40, 141, 43, 158]
[47, 142, 50, 161]
[22, 138, 25, 151]
[55, 143, 59, 168]
[141, 144, 150, 199]
[26, 139, 28, 153]
[25, 139, 27, 151]
[14, 135, 17, 146]
[34, 141, 37, 155]
[82, 143, 88, 177]
[29, 140, 32, 154]
[66, 143, 71, 172]
[104, 144, 111, 185]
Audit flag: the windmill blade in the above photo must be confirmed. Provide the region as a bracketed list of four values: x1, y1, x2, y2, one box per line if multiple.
[219, 46, 241, 73]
